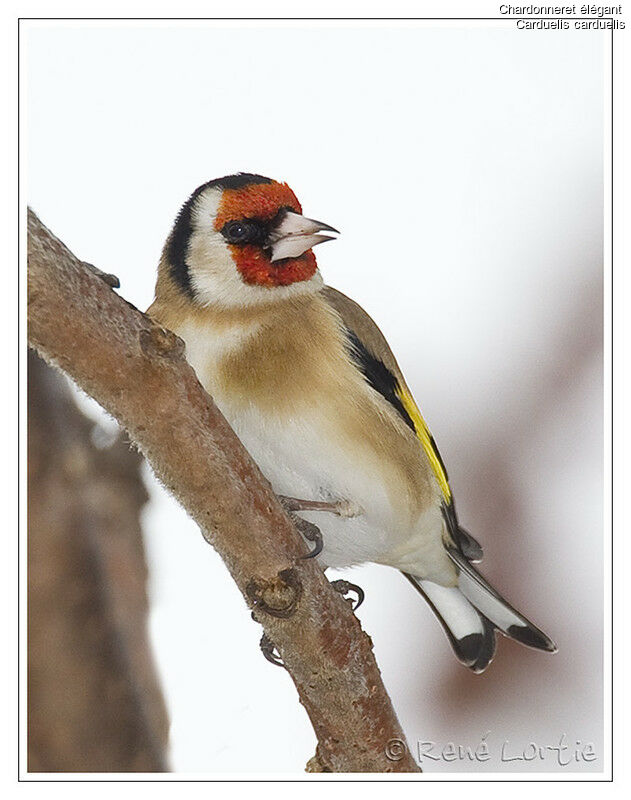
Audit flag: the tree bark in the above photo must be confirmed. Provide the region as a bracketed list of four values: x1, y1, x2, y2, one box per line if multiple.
[27, 208, 420, 773]
[28, 351, 169, 772]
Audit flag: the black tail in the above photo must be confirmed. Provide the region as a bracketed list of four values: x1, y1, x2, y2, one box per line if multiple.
[405, 550, 556, 673]
[447, 545, 557, 654]
[404, 573, 497, 673]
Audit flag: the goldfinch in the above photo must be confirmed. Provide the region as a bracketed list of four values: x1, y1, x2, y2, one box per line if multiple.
[148, 173, 556, 672]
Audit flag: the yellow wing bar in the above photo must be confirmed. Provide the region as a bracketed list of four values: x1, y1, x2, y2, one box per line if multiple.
[396, 387, 452, 502]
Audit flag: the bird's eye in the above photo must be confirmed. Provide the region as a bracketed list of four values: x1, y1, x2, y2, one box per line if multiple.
[225, 222, 249, 242]
[221, 219, 267, 246]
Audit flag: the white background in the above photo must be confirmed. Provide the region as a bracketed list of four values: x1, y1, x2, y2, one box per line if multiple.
[24, 19, 605, 775]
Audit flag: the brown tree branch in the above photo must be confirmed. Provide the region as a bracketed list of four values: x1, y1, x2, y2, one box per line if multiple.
[27, 208, 420, 774]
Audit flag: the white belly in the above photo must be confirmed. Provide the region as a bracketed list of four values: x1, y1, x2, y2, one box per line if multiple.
[215, 401, 454, 583]
[227, 404, 397, 568]
[179, 320, 455, 582]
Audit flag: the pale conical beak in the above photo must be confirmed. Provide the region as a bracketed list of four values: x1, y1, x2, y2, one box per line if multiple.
[268, 211, 339, 262]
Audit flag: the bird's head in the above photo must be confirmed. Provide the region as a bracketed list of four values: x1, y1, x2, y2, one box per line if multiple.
[161, 173, 338, 308]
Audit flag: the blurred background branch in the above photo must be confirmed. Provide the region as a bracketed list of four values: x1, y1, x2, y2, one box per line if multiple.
[28, 350, 169, 772]
[26, 209, 420, 773]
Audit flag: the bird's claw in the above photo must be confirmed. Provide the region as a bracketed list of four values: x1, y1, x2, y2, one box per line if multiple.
[293, 517, 324, 560]
[260, 633, 284, 667]
[330, 579, 365, 610]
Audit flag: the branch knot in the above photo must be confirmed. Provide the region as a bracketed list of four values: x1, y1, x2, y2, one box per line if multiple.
[139, 326, 185, 360]
[246, 568, 302, 618]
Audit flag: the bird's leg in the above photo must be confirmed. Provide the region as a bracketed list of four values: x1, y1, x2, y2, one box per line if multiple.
[330, 579, 365, 610]
[278, 495, 362, 519]
[277, 496, 366, 605]
[278, 496, 362, 559]
[260, 633, 284, 668]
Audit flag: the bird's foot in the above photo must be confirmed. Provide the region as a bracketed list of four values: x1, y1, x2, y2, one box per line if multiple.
[330, 579, 365, 610]
[279, 495, 362, 518]
[260, 632, 284, 667]
[278, 495, 362, 559]
[293, 516, 324, 560]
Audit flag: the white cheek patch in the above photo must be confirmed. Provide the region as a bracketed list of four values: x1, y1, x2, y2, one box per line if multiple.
[191, 188, 223, 233]
[186, 188, 323, 308]
[187, 188, 251, 305]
